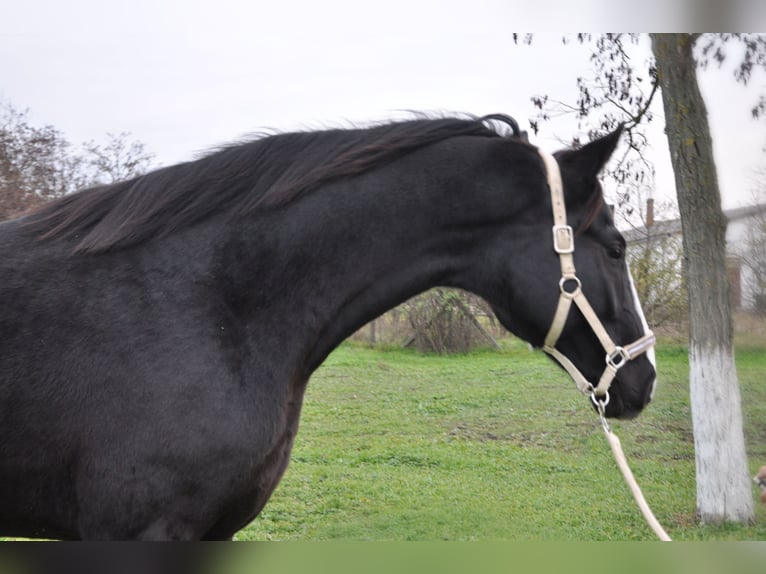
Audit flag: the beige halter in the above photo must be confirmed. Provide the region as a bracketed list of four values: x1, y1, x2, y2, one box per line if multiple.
[538, 149, 656, 401]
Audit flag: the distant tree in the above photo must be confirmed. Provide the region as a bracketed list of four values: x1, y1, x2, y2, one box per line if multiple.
[628, 229, 687, 328]
[0, 103, 87, 220]
[0, 102, 154, 221]
[403, 289, 499, 354]
[83, 131, 154, 184]
[618, 181, 687, 327]
[741, 218, 766, 315]
[739, 179, 766, 315]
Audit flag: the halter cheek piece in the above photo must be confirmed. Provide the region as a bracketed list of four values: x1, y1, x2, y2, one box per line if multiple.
[537, 150, 656, 403]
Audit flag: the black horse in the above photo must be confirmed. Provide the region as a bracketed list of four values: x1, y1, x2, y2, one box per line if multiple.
[0, 114, 655, 540]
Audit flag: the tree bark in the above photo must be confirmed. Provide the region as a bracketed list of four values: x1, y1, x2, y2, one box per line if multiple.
[651, 33, 754, 523]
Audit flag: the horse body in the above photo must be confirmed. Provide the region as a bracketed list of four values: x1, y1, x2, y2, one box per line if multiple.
[0, 116, 655, 539]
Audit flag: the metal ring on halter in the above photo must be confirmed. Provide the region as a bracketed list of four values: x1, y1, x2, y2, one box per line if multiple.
[590, 390, 610, 409]
[591, 392, 612, 433]
[558, 276, 582, 297]
[606, 347, 630, 370]
[590, 391, 611, 432]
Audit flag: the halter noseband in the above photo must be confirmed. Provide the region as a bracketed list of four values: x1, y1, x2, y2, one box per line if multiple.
[538, 149, 656, 402]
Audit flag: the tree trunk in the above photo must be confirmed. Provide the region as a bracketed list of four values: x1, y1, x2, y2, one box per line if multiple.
[651, 33, 754, 523]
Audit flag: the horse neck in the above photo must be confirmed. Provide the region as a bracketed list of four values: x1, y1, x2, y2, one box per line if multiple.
[222, 140, 534, 373]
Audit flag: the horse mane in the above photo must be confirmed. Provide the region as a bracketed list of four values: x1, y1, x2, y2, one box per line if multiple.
[24, 114, 525, 255]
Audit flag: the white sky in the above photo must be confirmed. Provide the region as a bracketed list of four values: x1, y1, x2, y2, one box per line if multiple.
[2, 1, 765, 217]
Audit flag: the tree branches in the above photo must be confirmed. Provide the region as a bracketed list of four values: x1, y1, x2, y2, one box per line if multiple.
[525, 33, 766, 222]
[0, 102, 154, 221]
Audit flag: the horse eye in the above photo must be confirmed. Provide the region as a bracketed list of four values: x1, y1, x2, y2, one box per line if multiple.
[607, 244, 624, 259]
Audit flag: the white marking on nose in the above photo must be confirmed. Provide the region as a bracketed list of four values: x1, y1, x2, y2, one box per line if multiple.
[626, 265, 657, 399]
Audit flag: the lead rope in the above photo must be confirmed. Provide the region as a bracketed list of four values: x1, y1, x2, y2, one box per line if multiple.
[594, 397, 672, 541]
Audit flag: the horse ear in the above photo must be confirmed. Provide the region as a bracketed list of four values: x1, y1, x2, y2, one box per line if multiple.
[558, 125, 624, 177]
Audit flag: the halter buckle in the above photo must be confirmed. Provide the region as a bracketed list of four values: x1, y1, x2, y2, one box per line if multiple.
[607, 347, 630, 370]
[552, 225, 574, 254]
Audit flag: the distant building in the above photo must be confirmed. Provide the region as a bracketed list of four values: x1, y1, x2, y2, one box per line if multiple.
[624, 202, 766, 313]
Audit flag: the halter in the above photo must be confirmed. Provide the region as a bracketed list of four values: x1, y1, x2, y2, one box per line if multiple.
[538, 149, 656, 402]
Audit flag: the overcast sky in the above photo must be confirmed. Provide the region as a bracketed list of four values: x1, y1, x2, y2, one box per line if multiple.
[2, 2, 765, 217]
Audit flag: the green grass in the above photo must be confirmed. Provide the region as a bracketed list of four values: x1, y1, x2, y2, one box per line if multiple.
[238, 339, 766, 541]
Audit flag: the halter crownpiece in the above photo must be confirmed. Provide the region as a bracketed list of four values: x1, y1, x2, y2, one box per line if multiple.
[537, 149, 656, 401]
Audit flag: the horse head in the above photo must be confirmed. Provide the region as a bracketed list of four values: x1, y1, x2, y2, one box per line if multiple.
[481, 126, 656, 419]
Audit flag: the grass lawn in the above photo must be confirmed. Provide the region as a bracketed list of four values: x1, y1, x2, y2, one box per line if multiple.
[238, 338, 766, 541]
